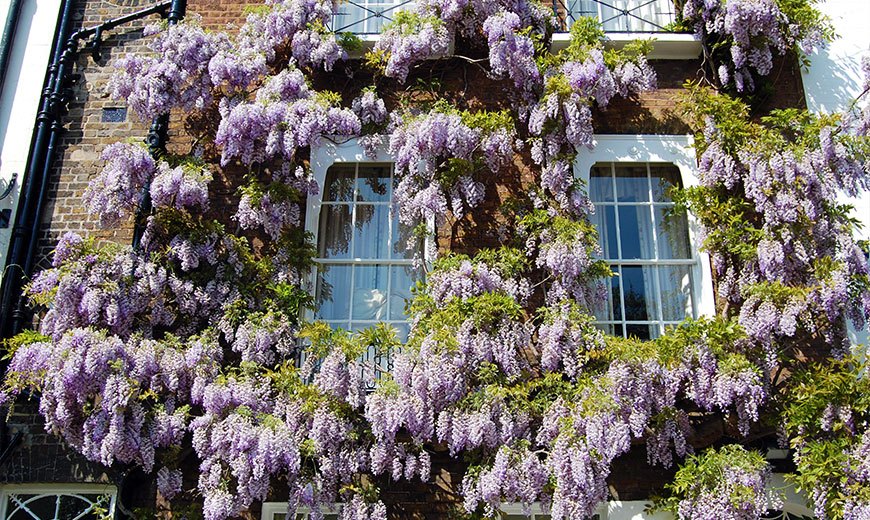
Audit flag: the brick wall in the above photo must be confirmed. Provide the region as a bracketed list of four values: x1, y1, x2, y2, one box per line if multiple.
[36, 0, 161, 272]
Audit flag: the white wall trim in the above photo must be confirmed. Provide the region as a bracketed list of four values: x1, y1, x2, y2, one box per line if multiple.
[307, 137, 393, 257]
[0, 0, 63, 282]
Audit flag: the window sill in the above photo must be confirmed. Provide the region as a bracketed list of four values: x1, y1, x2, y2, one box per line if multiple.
[550, 32, 700, 59]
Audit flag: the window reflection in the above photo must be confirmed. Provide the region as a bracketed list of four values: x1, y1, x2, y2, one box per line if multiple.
[315, 163, 421, 338]
[590, 162, 697, 340]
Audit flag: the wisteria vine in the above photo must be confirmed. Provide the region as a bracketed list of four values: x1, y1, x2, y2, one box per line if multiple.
[1, 0, 866, 519]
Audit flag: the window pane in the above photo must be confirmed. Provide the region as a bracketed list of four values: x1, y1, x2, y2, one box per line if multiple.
[614, 164, 649, 202]
[655, 207, 691, 259]
[595, 323, 623, 338]
[621, 266, 657, 322]
[650, 164, 682, 202]
[659, 265, 694, 321]
[590, 205, 618, 259]
[392, 322, 410, 343]
[352, 265, 388, 320]
[354, 205, 389, 258]
[589, 164, 613, 202]
[618, 206, 654, 259]
[316, 265, 352, 320]
[391, 209, 418, 260]
[593, 275, 621, 321]
[356, 165, 391, 203]
[59, 494, 97, 519]
[8, 495, 55, 520]
[324, 165, 355, 202]
[389, 266, 418, 320]
[627, 323, 656, 341]
[613, 323, 624, 337]
[318, 205, 352, 259]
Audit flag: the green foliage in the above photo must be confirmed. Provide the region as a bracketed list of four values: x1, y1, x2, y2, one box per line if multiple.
[561, 17, 605, 62]
[241, 4, 271, 16]
[300, 321, 401, 363]
[425, 100, 515, 133]
[434, 248, 529, 280]
[313, 90, 343, 107]
[651, 316, 747, 365]
[363, 48, 388, 74]
[657, 444, 773, 514]
[782, 357, 870, 519]
[1, 330, 50, 360]
[677, 82, 755, 154]
[776, 0, 836, 64]
[784, 358, 870, 441]
[382, 10, 443, 36]
[1, 330, 51, 395]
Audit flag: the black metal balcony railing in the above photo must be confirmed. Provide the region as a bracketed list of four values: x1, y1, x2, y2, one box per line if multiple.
[330, 0, 677, 35]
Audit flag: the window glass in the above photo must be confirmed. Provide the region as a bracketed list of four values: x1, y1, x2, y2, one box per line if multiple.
[589, 164, 614, 202]
[655, 206, 691, 259]
[356, 165, 391, 202]
[318, 205, 352, 258]
[590, 162, 696, 340]
[354, 205, 390, 259]
[332, 0, 411, 34]
[617, 206, 654, 259]
[324, 165, 355, 202]
[315, 265, 352, 323]
[315, 163, 421, 340]
[614, 164, 649, 202]
[2, 490, 115, 520]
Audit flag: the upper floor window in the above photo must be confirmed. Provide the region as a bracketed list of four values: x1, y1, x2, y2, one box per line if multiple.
[331, 0, 677, 34]
[332, 0, 413, 34]
[313, 162, 419, 342]
[0, 485, 116, 520]
[589, 161, 697, 340]
[558, 0, 677, 32]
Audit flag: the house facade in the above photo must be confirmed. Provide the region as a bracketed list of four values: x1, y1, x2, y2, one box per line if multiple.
[0, 0, 865, 518]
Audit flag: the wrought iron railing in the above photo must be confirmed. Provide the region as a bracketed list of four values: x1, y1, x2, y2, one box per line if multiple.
[330, 0, 677, 35]
[554, 0, 677, 32]
[331, 0, 415, 34]
[301, 344, 395, 392]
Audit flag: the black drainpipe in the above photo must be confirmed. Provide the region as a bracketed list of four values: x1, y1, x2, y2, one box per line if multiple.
[0, 0, 175, 339]
[133, 0, 187, 250]
[0, 0, 24, 99]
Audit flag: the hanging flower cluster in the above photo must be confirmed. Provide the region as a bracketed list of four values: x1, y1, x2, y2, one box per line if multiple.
[389, 103, 515, 229]
[680, 0, 833, 91]
[660, 445, 782, 520]
[678, 84, 870, 355]
[83, 143, 157, 228]
[110, 19, 229, 120]
[1, 0, 867, 519]
[215, 73, 359, 166]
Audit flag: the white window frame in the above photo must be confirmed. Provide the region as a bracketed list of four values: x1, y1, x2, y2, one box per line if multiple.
[0, 484, 117, 520]
[307, 138, 430, 331]
[575, 135, 716, 333]
[261, 503, 341, 520]
[305, 135, 435, 358]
